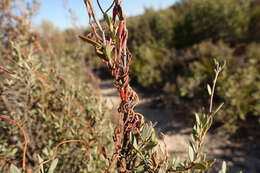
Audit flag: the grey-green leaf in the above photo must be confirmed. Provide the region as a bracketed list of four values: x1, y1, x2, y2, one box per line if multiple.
[141, 124, 153, 141]
[48, 158, 59, 173]
[133, 136, 138, 150]
[195, 113, 200, 125]
[214, 102, 224, 115]
[194, 163, 206, 170]
[38, 154, 44, 173]
[172, 157, 180, 169]
[218, 161, 227, 173]
[188, 145, 194, 162]
[143, 141, 157, 151]
[10, 164, 21, 173]
[207, 159, 216, 167]
[207, 84, 212, 96]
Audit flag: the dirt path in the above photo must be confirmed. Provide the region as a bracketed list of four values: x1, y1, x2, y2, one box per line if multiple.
[99, 80, 260, 173]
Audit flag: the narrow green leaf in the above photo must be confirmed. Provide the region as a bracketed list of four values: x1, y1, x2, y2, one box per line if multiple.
[207, 84, 212, 96]
[104, 13, 113, 32]
[23, 61, 31, 70]
[143, 141, 157, 151]
[172, 157, 180, 169]
[105, 44, 112, 60]
[188, 145, 194, 162]
[133, 136, 138, 150]
[130, 131, 134, 144]
[146, 126, 153, 140]
[189, 141, 196, 153]
[195, 113, 200, 125]
[214, 102, 224, 115]
[207, 118, 213, 131]
[113, 25, 118, 40]
[194, 163, 206, 170]
[201, 116, 207, 127]
[48, 158, 59, 173]
[196, 124, 200, 134]
[79, 35, 101, 47]
[203, 118, 212, 133]
[142, 124, 153, 141]
[218, 161, 227, 173]
[135, 165, 145, 172]
[191, 133, 196, 142]
[10, 165, 21, 173]
[38, 154, 44, 173]
[141, 124, 149, 140]
[207, 159, 216, 167]
[33, 63, 42, 72]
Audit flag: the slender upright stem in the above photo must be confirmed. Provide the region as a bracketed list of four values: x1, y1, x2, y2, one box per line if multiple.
[84, 0, 106, 45]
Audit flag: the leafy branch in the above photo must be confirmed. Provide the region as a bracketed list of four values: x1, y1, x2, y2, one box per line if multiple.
[167, 59, 226, 172]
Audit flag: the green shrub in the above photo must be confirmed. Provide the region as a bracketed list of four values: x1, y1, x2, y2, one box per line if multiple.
[163, 41, 260, 132]
[173, 0, 250, 48]
[0, 1, 114, 172]
[127, 8, 175, 49]
[248, 6, 260, 41]
[130, 43, 172, 89]
[0, 35, 115, 173]
[217, 43, 260, 125]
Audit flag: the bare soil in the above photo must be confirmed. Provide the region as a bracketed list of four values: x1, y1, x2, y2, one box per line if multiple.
[99, 80, 260, 173]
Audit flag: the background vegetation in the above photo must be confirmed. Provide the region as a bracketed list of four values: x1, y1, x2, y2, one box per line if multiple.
[125, 0, 260, 133]
[0, 1, 114, 172]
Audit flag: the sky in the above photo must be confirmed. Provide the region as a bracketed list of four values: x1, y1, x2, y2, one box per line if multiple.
[34, 0, 178, 30]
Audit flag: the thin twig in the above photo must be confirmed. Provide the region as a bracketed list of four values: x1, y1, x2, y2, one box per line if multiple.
[97, 0, 105, 14]
[39, 140, 88, 169]
[96, 0, 115, 14]
[209, 61, 225, 114]
[84, 0, 106, 45]
[105, 1, 115, 13]
[81, 1, 146, 171]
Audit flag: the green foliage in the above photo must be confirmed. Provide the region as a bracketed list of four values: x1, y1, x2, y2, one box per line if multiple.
[127, 8, 175, 49]
[130, 43, 171, 89]
[127, 9, 176, 89]
[173, 0, 250, 48]
[0, 40, 114, 172]
[125, 0, 260, 131]
[248, 6, 260, 41]
[0, 1, 113, 172]
[163, 41, 260, 131]
[217, 43, 260, 125]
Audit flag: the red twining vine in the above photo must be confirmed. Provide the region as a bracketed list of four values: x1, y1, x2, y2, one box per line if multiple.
[80, 0, 145, 172]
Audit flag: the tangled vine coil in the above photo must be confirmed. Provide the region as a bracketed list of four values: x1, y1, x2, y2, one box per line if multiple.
[80, 0, 144, 129]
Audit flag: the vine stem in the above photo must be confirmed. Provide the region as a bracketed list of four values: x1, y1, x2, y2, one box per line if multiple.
[38, 139, 88, 172]
[84, 0, 106, 45]
[0, 115, 28, 170]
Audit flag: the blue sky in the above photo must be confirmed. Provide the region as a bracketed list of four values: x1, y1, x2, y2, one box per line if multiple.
[34, 0, 178, 29]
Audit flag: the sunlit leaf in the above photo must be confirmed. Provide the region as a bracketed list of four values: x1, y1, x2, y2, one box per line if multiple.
[10, 165, 21, 173]
[207, 84, 212, 96]
[189, 145, 194, 162]
[214, 102, 224, 115]
[48, 158, 59, 173]
[38, 154, 44, 173]
[194, 163, 206, 170]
